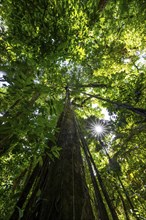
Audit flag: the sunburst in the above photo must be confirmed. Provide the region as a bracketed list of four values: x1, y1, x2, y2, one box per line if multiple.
[89, 120, 108, 138]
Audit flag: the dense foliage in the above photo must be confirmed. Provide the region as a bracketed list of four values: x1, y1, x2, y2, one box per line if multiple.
[0, 0, 146, 219]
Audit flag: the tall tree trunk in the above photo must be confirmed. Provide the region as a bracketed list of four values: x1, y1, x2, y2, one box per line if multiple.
[14, 98, 94, 220]
[116, 187, 131, 220]
[76, 120, 119, 220]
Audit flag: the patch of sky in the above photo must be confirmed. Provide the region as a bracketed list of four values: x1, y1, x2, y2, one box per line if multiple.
[59, 60, 69, 67]
[122, 58, 131, 64]
[92, 103, 116, 121]
[0, 16, 8, 32]
[0, 71, 9, 87]
[33, 78, 40, 84]
[122, 51, 146, 66]
[136, 51, 146, 67]
[33, 109, 41, 116]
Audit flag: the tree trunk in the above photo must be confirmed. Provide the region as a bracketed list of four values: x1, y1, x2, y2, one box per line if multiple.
[17, 99, 94, 220]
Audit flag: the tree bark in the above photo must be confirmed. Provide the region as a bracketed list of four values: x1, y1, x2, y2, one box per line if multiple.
[18, 99, 94, 220]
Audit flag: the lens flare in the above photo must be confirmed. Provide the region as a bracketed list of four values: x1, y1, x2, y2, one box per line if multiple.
[94, 125, 103, 133]
[90, 121, 108, 137]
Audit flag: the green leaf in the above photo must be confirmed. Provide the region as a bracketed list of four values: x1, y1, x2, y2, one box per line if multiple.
[16, 206, 23, 220]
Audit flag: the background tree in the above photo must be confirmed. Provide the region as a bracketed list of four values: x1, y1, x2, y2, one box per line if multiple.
[0, 0, 146, 219]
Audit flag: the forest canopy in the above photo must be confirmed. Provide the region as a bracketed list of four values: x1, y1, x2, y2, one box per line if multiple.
[0, 0, 146, 219]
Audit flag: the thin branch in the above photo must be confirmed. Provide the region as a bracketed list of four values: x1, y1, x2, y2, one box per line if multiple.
[82, 92, 146, 117]
[80, 83, 107, 88]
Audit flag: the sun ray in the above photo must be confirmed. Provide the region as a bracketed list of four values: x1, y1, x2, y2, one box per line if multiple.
[89, 120, 108, 138]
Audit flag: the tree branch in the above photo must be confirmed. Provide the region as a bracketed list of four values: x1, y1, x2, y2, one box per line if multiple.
[80, 83, 108, 88]
[82, 92, 146, 117]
